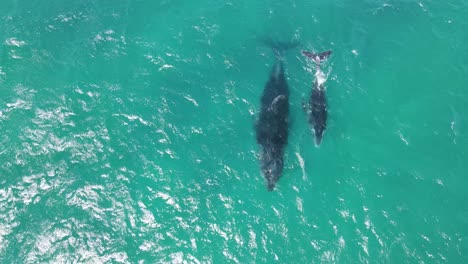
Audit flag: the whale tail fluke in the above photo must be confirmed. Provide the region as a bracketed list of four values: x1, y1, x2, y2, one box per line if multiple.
[303, 50, 332, 64]
[261, 37, 300, 59]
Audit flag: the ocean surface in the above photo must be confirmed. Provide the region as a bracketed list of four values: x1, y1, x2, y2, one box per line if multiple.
[1, 0, 467, 263]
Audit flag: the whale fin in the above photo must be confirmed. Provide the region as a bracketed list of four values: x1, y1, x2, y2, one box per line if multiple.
[261, 37, 300, 59]
[269, 95, 286, 113]
[303, 50, 332, 64]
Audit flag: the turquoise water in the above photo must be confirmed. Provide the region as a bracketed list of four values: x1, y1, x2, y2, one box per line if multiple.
[1, 0, 467, 262]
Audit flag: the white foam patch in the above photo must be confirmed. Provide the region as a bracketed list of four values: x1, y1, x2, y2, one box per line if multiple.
[113, 114, 149, 126]
[436, 179, 444, 186]
[418, 2, 428, 12]
[158, 64, 174, 71]
[5, 38, 26, 47]
[338, 236, 346, 250]
[6, 99, 30, 110]
[361, 236, 369, 256]
[397, 131, 409, 145]
[315, 69, 327, 86]
[139, 241, 153, 251]
[191, 238, 197, 250]
[10, 51, 22, 59]
[184, 95, 199, 107]
[248, 229, 257, 249]
[295, 152, 307, 181]
[138, 201, 159, 228]
[296, 197, 303, 212]
[156, 191, 180, 210]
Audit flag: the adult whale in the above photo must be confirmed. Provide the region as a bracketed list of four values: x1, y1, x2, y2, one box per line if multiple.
[302, 50, 332, 146]
[256, 44, 294, 191]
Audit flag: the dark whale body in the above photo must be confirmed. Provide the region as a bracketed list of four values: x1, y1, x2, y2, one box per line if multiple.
[308, 79, 327, 145]
[256, 61, 289, 191]
[302, 50, 332, 146]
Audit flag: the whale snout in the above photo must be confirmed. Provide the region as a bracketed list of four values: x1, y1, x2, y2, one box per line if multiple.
[315, 134, 323, 146]
[312, 127, 325, 147]
[267, 181, 276, 191]
[263, 167, 279, 191]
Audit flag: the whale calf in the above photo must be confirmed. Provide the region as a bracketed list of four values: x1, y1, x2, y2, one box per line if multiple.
[302, 50, 332, 146]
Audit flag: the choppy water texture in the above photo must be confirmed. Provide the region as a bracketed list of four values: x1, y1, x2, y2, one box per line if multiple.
[1, 0, 468, 263]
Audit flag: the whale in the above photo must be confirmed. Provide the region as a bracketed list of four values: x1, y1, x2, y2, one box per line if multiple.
[302, 50, 332, 146]
[255, 56, 290, 191]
